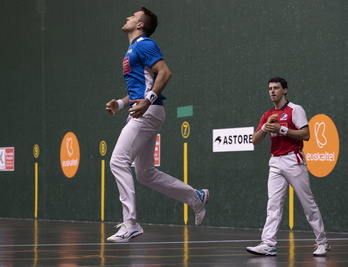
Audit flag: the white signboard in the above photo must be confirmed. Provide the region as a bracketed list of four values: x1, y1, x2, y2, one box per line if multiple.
[213, 127, 254, 152]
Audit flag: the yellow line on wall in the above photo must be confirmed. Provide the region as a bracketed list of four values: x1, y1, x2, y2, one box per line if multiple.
[101, 160, 105, 221]
[289, 185, 294, 229]
[183, 142, 188, 225]
[34, 162, 39, 219]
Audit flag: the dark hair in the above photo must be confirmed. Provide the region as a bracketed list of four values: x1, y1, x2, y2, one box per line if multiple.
[268, 77, 288, 89]
[139, 6, 158, 37]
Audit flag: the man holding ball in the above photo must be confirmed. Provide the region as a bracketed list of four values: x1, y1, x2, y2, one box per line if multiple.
[246, 77, 330, 257]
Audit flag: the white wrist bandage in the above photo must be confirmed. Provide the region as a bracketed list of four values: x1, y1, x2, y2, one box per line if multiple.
[117, 99, 124, 110]
[145, 91, 158, 104]
[261, 124, 267, 132]
[279, 126, 288, 136]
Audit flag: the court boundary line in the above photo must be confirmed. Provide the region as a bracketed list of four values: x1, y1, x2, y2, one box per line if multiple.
[1, 238, 348, 248]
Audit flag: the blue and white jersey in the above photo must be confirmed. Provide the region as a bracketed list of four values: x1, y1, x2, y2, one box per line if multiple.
[123, 35, 166, 104]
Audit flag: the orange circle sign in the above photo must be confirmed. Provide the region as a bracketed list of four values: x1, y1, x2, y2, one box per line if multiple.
[60, 132, 80, 178]
[303, 114, 339, 177]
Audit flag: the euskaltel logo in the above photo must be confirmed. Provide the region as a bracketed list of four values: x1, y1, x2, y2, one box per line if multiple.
[60, 132, 80, 178]
[303, 114, 340, 178]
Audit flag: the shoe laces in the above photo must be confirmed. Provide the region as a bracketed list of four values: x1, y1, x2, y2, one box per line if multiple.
[114, 223, 126, 229]
[314, 243, 326, 250]
[259, 242, 274, 248]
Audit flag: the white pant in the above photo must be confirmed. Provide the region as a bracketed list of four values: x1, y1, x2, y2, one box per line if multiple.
[110, 105, 199, 222]
[261, 151, 327, 246]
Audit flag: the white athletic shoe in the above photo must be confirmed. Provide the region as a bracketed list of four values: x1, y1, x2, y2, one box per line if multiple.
[246, 243, 277, 256]
[107, 223, 144, 243]
[313, 242, 330, 256]
[193, 189, 209, 226]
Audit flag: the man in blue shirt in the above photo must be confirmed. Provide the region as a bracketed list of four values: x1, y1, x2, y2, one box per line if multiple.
[106, 6, 209, 243]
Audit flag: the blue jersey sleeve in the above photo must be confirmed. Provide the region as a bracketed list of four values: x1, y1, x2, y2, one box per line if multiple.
[136, 39, 163, 68]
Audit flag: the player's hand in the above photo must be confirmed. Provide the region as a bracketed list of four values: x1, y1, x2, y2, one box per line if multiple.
[264, 114, 280, 133]
[106, 99, 119, 115]
[267, 114, 278, 123]
[265, 122, 281, 133]
[128, 99, 151, 118]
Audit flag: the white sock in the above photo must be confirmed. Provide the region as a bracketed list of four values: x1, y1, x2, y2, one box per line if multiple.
[125, 219, 136, 226]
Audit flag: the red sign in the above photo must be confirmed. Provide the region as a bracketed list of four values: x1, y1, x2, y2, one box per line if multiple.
[131, 134, 161, 167]
[0, 147, 15, 171]
[154, 134, 161, 166]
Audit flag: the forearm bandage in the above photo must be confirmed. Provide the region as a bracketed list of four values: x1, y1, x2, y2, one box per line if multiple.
[145, 91, 158, 104]
[261, 124, 267, 132]
[117, 99, 124, 110]
[279, 126, 288, 136]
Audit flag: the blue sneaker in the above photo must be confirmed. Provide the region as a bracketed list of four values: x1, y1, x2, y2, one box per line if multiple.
[193, 189, 209, 226]
[107, 223, 143, 243]
[246, 243, 277, 256]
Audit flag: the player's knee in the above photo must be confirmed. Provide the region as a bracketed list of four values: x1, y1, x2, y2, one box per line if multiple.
[109, 157, 119, 170]
[109, 154, 130, 170]
[136, 168, 155, 184]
